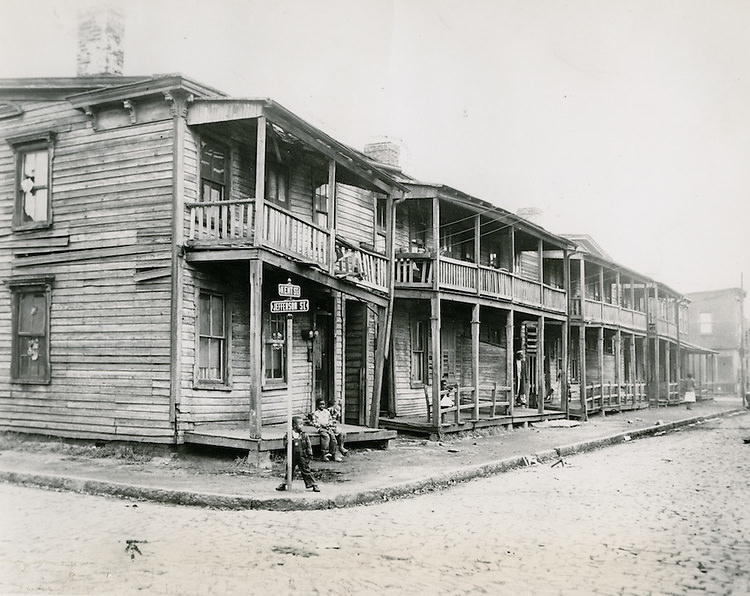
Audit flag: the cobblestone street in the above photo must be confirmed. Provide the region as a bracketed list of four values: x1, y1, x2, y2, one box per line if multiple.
[2, 414, 750, 595]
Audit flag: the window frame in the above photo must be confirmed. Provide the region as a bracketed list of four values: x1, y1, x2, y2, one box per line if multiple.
[266, 162, 290, 209]
[410, 317, 429, 387]
[8, 132, 55, 231]
[10, 278, 53, 384]
[199, 138, 229, 203]
[195, 288, 231, 389]
[263, 310, 288, 387]
[699, 312, 712, 335]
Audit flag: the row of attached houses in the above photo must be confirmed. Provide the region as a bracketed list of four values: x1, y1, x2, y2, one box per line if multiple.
[0, 67, 719, 457]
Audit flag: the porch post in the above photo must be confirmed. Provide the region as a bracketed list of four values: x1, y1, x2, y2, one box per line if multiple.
[472, 304, 480, 420]
[431, 295, 442, 428]
[579, 324, 588, 421]
[248, 259, 263, 439]
[507, 308, 515, 417]
[327, 160, 337, 275]
[615, 329, 622, 409]
[597, 326, 604, 410]
[538, 315, 545, 414]
[666, 341, 672, 403]
[254, 116, 267, 246]
[630, 333, 637, 406]
[562, 319, 569, 417]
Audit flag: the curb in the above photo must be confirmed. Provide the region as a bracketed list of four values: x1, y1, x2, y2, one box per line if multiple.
[0, 409, 745, 511]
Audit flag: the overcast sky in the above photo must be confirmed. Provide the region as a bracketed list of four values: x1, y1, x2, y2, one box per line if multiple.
[2, 0, 748, 298]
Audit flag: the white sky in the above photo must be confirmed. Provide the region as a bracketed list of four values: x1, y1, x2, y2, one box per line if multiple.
[1, 0, 748, 297]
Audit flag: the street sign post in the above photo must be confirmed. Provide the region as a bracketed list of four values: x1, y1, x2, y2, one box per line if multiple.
[276, 280, 307, 491]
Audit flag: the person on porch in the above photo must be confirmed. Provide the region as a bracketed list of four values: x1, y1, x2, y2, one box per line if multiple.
[312, 399, 343, 462]
[515, 350, 528, 407]
[328, 398, 348, 455]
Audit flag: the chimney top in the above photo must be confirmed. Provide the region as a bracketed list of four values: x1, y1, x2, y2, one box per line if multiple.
[77, 6, 125, 77]
[364, 141, 401, 167]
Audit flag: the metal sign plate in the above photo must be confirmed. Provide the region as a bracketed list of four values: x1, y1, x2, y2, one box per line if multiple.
[278, 283, 301, 298]
[270, 299, 309, 313]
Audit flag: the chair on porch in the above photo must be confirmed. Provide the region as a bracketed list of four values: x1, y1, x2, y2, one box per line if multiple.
[423, 383, 457, 423]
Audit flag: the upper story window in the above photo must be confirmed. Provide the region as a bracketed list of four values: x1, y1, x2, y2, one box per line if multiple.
[266, 163, 289, 208]
[11, 279, 52, 384]
[9, 133, 55, 230]
[313, 181, 329, 228]
[375, 196, 387, 252]
[699, 312, 712, 335]
[200, 140, 227, 202]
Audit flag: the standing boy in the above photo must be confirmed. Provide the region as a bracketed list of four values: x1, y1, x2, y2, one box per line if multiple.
[276, 416, 320, 492]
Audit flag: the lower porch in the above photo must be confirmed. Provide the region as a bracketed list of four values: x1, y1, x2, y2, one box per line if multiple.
[378, 406, 566, 437]
[184, 422, 396, 454]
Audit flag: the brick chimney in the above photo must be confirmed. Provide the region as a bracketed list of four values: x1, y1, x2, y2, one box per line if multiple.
[364, 141, 400, 167]
[77, 6, 125, 76]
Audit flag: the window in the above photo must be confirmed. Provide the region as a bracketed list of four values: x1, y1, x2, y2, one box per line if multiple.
[197, 291, 227, 384]
[375, 196, 387, 252]
[313, 181, 329, 228]
[266, 163, 289, 208]
[264, 311, 287, 383]
[200, 140, 227, 202]
[699, 312, 712, 335]
[11, 135, 54, 229]
[11, 281, 51, 383]
[411, 319, 428, 384]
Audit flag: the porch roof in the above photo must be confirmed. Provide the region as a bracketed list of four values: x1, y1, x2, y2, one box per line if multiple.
[186, 97, 409, 196]
[400, 181, 575, 250]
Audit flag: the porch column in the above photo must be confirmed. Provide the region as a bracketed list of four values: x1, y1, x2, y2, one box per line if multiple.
[666, 341, 672, 403]
[630, 333, 637, 405]
[562, 319, 569, 417]
[254, 116, 266, 246]
[431, 295, 442, 428]
[538, 315, 545, 414]
[248, 259, 263, 439]
[579, 325, 588, 421]
[472, 304, 480, 420]
[507, 308, 515, 417]
[474, 214, 481, 296]
[327, 160, 337, 275]
[615, 329, 622, 408]
[597, 327, 604, 410]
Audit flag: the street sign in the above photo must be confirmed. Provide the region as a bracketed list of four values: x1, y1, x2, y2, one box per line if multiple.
[278, 282, 301, 298]
[270, 299, 309, 313]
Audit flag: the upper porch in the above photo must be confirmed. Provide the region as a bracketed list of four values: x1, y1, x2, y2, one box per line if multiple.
[391, 185, 572, 314]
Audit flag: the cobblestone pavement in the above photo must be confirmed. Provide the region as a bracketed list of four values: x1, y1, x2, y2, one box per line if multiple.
[2, 414, 750, 595]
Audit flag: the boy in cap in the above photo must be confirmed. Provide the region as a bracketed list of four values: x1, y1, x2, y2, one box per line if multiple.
[276, 415, 320, 492]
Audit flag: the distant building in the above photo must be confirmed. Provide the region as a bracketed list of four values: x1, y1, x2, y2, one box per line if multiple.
[686, 288, 746, 395]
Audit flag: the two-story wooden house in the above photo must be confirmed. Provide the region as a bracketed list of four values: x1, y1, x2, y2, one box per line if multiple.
[377, 176, 575, 436]
[0, 72, 406, 460]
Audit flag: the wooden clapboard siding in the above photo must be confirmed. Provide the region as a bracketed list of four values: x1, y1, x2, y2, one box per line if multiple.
[392, 305, 427, 416]
[336, 184, 376, 247]
[178, 266, 253, 426]
[0, 97, 176, 442]
[344, 299, 365, 424]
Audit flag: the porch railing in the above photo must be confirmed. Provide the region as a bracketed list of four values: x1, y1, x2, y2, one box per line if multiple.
[514, 276, 542, 306]
[542, 285, 566, 312]
[263, 204, 329, 267]
[335, 241, 389, 291]
[479, 266, 512, 299]
[187, 199, 255, 242]
[439, 256, 477, 292]
[394, 253, 434, 286]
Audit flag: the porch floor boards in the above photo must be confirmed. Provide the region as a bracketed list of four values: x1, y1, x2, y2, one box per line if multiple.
[184, 422, 396, 452]
[378, 407, 567, 436]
